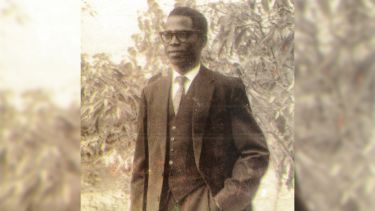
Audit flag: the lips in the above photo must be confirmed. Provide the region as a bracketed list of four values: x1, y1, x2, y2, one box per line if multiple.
[168, 50, 185, 54]
[168, 50, 186, 58]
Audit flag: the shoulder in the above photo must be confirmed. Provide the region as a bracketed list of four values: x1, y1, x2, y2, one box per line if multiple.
[142, 72, 165, 92]
[147, 72, 163, 85]
[203, 67, 243, 89]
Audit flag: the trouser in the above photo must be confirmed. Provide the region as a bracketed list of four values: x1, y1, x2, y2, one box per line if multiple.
[159, 185, 221, 211]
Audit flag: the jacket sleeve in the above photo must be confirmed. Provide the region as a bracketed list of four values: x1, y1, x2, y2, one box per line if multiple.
[130, 89, 148, 211]
[214, 79, 269, 211]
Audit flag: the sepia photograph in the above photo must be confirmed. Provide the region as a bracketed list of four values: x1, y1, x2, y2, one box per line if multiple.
[81, 0, 294, 210]
[1, 0, 374, 211]
[0, 0, 80, 210]
[294, 1, 375, 211]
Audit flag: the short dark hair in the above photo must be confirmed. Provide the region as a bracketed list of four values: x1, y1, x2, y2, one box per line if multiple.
[169, 7, 208, 38]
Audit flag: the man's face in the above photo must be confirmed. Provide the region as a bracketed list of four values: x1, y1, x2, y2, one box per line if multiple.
[161, 15, 205, 71]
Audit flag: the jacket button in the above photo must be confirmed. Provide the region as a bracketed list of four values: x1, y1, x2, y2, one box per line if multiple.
[169, 160, 173, 165]
[171, 137, 175, 141]
[172, 126, 176, 130]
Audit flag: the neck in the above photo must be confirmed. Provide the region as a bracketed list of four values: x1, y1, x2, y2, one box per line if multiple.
[172, 60, 200, 75]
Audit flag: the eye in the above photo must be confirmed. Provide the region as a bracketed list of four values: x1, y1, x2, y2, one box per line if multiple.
[160, 32, 173, 42]
[177, 31, 192, 40]
[164, 32, 173, 40]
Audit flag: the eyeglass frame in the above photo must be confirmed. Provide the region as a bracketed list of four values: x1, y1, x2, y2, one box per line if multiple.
[159, 30, 202, 43]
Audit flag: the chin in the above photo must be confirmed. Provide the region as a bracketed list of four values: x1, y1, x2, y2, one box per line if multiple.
[169, 58, 188, 66]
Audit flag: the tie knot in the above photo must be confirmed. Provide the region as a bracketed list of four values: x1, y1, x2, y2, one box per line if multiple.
[175, 76, 188, 86]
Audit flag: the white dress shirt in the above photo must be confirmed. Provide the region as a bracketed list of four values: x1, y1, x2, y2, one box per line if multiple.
[171, 64, 201, 98]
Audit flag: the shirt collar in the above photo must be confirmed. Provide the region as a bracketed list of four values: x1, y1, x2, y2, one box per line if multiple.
[172, 63, 201, 82]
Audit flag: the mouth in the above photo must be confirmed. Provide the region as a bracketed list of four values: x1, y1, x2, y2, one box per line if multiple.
[168, 50, 185, 54]
[168, 50, 186, 58]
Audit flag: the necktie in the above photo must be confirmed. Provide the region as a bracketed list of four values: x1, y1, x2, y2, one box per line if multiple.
[173, 76, 188, 114]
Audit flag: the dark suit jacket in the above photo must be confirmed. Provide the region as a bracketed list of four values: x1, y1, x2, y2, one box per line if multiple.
[130, 66, 269, 211]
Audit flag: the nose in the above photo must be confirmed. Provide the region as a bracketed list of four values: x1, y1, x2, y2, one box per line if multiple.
[169, 34, 180, 45]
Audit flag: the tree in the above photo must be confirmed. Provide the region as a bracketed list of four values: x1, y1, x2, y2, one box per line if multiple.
[0, 90, 80, 211]
[295, 1, 375, 210]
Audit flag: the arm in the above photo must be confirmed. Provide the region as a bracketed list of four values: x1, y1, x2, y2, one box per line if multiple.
[214, 79, 269, 211]
[130, 89, 148, 211]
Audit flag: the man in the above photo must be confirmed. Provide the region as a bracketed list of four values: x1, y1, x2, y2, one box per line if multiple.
[131, 7, 269, 211]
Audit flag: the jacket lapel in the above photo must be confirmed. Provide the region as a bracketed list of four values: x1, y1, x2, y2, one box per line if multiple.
[192, 66, 215, 169]
[152, 71, 171, 170]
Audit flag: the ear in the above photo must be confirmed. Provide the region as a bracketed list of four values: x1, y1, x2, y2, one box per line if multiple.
[200, 35, 207, 48]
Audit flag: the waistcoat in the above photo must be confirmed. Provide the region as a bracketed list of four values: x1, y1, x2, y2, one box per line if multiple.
[166, 80, 205, 202]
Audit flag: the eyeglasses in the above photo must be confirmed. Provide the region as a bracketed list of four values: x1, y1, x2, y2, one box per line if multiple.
[159, 30, 201, 43]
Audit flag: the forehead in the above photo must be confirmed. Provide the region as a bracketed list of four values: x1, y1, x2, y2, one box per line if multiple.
[165, 15, 194, 31]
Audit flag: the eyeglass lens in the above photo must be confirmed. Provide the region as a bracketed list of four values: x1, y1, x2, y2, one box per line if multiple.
[161, 31, 196, 43]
